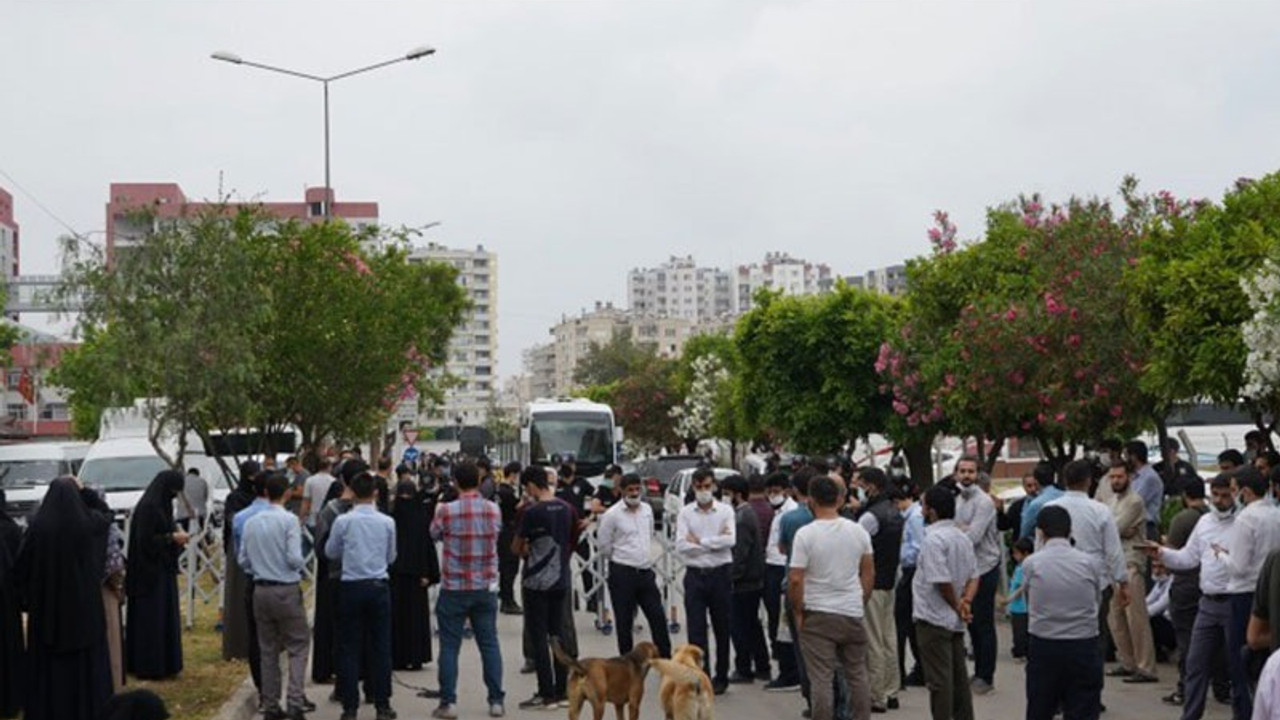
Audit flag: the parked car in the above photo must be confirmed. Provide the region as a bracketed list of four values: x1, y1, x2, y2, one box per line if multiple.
[633, 455, 706, 520]
[0, 441, 90, 525]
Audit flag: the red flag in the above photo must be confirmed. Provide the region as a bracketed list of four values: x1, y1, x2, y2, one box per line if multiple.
[17, 369, 33, 405]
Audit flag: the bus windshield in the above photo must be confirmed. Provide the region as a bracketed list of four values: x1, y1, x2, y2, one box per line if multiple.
[529, 411, 614, 477]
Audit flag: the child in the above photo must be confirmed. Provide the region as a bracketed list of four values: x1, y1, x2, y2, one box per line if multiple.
[1007, 537, 1033, 660]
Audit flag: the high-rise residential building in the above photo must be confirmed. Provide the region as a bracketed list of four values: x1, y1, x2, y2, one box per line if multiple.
[408, 242, 499, 425]
[732, 252, 833, 313]
[524, 343, 557, 400]
[862, 264, 908, 296]
[0, 188, 21, 318]
[628, 255, 732, 321]
[105, 183, 379, 261]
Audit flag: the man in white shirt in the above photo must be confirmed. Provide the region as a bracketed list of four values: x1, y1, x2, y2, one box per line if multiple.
[763, 471, 800, 692]
[1222, 468, 1280, 720]
[596, 472, 671, 658]
[1146, 475, 1239, 720]
[953, 456, 1001, 696]
[790, 474, 874, 720]
[676, 468, 736, 695]
[300, 458, 337, 530]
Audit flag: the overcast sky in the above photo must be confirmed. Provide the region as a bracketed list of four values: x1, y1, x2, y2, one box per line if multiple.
[3, 1, 1280, 380]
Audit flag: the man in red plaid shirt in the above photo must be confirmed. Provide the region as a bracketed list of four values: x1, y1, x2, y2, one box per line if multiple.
[429, 462, 506, 720]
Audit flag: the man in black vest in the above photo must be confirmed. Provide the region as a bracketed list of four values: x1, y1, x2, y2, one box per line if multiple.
[857, 467, 905, 713]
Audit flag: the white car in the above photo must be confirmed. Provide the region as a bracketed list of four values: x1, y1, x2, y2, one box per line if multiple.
[1, 441, 89, 525]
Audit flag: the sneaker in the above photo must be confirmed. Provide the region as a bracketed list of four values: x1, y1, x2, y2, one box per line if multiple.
[432, 704, 459, 720]
[1105, 666, 1134, 677]
[501, 602, 523, 615]
[298, 698, 317, 713]
[376, 706, 398, 720]
[490, 703, 506, 718]
[417, 688, 443, 699]
[764, 679, 800, 693]
[1122, 672, 1158, 684]
[871, 702, 887, 714]
[970, 678, 993, 696]
[518, 695, 557, 711]
[555, 696, 570, 708]
[1162, 691, 1184, 706]
[520, 660, 536, 674]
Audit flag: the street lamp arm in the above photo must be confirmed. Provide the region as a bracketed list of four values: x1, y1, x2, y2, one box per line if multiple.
[325, 48, 434, 82]
[236, 59, 327, 83]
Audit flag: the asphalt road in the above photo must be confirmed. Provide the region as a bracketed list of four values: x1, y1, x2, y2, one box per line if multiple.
[290, 607, 1232, 720]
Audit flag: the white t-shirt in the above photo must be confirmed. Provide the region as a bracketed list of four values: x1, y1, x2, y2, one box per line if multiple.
[303, 472, 337, 526]
[1254, 646, 1280, 720]
[790, 516, 873, 619]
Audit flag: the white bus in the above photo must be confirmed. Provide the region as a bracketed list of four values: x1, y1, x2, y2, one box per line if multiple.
[520, 398, 622, 482]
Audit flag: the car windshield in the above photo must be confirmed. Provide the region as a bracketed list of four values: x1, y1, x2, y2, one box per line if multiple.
[78, 456, 170, 491]
[0, 460, 67, 488]
[530, 412, 614, 477]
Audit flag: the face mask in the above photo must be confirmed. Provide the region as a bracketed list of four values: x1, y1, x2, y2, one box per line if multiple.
[695, 490, 715, 506]
[1212, 504, 1237, 520]
[768, 494, 786, 508]
[855, 487, 867, 504]
[623, 496, 642, 509]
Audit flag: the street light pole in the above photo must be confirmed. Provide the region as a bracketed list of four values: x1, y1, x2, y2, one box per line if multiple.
[210, 46, 435, 219]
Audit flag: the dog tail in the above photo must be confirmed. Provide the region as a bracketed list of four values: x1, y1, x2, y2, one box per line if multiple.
[647, 658, 708, 692]
[551, 637, 588, 676]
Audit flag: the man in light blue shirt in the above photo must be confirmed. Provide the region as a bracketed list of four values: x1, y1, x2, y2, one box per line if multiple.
[325, 471, 397, 720]
[896, 490, 926, 686]
[240, 472, 310, 720]
[1125, 441, 1164, 539]
[233, 485, 273, 560]
[1020, 479, 1065, 541]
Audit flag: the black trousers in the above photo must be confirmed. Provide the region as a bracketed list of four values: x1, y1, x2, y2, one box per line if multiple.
[895, 567, 920, 681]
[765, 563, 799, 683]
[968, 566, 999, 685]
[1011, 614, 1029, 659]
[1025, 635, 1102, 720]
[684, 565, 733, 683]
[245, 576, 262, 690]
[731, 589, 770, 677]
[606, 563, 671, 657]
[498, 529, 519, 606]
[525, 588, 569, 700]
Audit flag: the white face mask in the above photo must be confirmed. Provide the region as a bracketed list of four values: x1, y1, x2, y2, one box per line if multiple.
[1212, 504, 1237, 520]
[695, 490, 715, 506]
[623, 495, 642, 509]
[768, 494, 786, 508]
[855, 487, 867, 504]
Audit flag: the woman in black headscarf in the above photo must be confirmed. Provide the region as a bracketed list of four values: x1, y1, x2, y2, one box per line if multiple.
[310, 475, 347, 683]
[124, 469, 188, 679]
[390, 480, 439, 670]
[0, 490, 24, 718]
[221, 460, 259, 665]
[14, 476, 113, 720]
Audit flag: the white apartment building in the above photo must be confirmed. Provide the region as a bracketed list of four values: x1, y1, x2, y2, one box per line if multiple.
[733, 252, 833, 313]
[406, 242, 498, 425]
[846, 264, 908, 297]
[628, 255, 733, 322]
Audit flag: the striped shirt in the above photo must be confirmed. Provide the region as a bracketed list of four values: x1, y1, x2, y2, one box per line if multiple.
[430, 491, 501, 591]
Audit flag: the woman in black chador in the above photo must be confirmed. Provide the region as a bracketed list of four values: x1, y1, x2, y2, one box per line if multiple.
[390, 480, 439, 670]
[0, 490, 24, 718]
[125, 469, 188, 679]
[311, 476, 348, 683]
[14, 477, 113, 720]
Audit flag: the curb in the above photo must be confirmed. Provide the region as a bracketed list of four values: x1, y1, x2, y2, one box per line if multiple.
[210, 676, 256, 720]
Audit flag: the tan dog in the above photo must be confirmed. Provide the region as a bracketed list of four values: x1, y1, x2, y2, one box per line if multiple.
[649, 644, 714, 720]
[551, 638, 660, 720]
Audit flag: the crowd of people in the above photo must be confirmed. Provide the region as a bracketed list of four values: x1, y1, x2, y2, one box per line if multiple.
[10, 433, 1280, 720]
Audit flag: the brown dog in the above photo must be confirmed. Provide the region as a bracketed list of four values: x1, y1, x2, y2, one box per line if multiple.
[649, 644, 714, 720]
[551, 638, 660, 720]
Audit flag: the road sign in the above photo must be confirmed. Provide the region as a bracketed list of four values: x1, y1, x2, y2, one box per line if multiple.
[403, 446, 421, 464]
[403, 428, 420, 445]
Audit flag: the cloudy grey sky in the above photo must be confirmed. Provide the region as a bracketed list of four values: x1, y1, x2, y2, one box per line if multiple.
[3, 1, 1280, 379]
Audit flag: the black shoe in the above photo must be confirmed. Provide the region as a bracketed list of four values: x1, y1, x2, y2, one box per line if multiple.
[871, 702, 887, 714]
[501, 602, 523, 615]
[298, 698, 316, 713]
[521, 660, 536, 674]
[1162, 691, 1184, 706]
[755, 670, 772, 682]
[887, 697, 899, 710]
[763, 678, 800, 692]
[1122, 672, 1158, 684]
[712, 679, 729, 695]
[904, 669, 925, 687]
[417, 688, 443, 699]
[727, 671, 755, 684]
[376, 706, 398, 720]
[518, 696, 556, 711]
[1105, 666, 1134, 678]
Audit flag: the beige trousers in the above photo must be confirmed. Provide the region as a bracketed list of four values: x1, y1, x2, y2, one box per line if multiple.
[102, 585, 124, 692]
[865, 588, 900, 704]
[1106, 566, 1156, 676]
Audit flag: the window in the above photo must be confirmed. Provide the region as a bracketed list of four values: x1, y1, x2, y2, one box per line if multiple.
[473, 259, 489, 268]
[475, 335, 490, 344]
[475, 350, 490, 359]
[6, 404, 25, 420]
[5, 370, 18, 390]
[475, 366, 492, 376]
[40, 403, 68, 421]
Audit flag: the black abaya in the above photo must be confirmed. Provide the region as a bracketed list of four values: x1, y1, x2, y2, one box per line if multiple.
[222, 461, 259, 663]
[14, 478, 113, 720]
[125, 470, 186, 680]
[0, 490, 24, 718]
[390, 482, 439, 669]
[310, 481, 346, 683]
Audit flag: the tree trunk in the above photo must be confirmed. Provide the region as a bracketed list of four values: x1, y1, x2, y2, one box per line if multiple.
[903, 439, 935, 489]
[984, 436, 1006, 476]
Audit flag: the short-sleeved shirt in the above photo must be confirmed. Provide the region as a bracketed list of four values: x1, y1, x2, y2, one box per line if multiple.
[779, 505, 815, 565]
[912, 519, 978, 632]
[1023, 538, 1108, 640]
[303, 472, 337, 526]
[1008, 564, 1027, 615]
[519, 498, 577, 592]
[429, 492, 502, 591]
[790, 517, 872, 618]
[1253, 549, 1280, 653]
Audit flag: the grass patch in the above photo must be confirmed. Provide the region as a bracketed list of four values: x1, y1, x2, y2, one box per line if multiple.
[130, 592, 248, 720]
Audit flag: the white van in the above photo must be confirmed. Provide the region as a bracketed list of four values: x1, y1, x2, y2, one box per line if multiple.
[0, 441, 91, 525]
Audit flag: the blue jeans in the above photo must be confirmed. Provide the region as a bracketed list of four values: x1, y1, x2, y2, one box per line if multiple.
[437, 589, 505, 706]
[338, 580, 392, 713]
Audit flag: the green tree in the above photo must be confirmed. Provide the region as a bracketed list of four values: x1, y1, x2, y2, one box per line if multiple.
[573, 330, 653, 388]
[735, 284, 895, 454]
